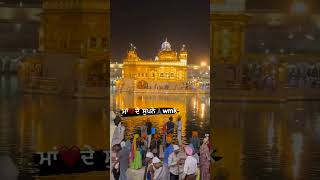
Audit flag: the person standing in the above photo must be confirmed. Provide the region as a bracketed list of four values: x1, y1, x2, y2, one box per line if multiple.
[119, 141, 130, 180]
[112, 115, 125, 146]
[205, 134, 212, 153]
[190, 131, 200, 154]
[151, 134, 161, 157]
[130, 134, 142, 169]
[152, 157, 167, 180]
[144, 152, 154, 180]
[168, 145, 180, 180]
[145, 118, 153, 149]
[163, 142, 174, 179]
[163, 143, 174, 167]
[182, 145, 197, 180]
[110, 111, 116, 148]
[111, 144, 121, 180]
[141, 134, 148, 166]
[176, 116, 182, 146]
[167, 116, 175, 135]
[141, 123, 147, 140]
[192, 152, 200, 180]
[162, 120, 168, 152]
[125, 138, 131, 152]
[200, 136, 211, 180]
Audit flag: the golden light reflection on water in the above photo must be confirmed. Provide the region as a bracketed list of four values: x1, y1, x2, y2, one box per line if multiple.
[1, 75, 109, 178]
[17, 96, 108, 152]
[113, 92, 210, 140]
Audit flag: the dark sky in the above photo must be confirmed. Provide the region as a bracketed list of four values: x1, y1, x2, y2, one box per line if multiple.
[111, 0, 210, 64]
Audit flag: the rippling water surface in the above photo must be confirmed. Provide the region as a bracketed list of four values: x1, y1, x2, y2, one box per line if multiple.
[212, 102, 320, 180]
[4, 74, 320, 179]
[0, 75, 108, 178]
[110, 87, 211, 142]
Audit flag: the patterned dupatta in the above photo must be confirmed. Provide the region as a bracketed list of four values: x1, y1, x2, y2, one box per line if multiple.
[131, 134, 139, 161]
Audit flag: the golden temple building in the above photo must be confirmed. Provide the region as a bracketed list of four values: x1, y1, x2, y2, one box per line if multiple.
[120, 40, 188, 90]
[18, 0, 110, 98]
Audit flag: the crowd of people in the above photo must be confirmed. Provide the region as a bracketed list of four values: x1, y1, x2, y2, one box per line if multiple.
[110, 111, 212, 180]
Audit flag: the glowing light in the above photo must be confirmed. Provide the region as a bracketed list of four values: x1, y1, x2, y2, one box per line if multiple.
[200, 103, 205, 119]
[200, 61, 207, 67]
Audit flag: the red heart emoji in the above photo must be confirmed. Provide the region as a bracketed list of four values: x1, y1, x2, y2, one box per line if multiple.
[59, 146, 81, 168]
[128, 108, 135, 115]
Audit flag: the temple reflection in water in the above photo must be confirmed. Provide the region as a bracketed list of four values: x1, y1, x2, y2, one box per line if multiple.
[0, 75, 108, 178]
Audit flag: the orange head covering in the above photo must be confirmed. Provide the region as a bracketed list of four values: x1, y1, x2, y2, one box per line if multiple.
[142, 134, 147, 139]
[192, 131, 198, 137]
[166, 134, 173, 143]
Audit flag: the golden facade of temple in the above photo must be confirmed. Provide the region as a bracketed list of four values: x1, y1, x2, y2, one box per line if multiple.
[122, 40, 188, 86]
[40, 0, 110, 60]
[18, 0, 110, 97]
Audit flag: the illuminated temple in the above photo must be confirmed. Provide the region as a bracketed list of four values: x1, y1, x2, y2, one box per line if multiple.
[17, 0, 110, 98]
[119, 40, 188, 91]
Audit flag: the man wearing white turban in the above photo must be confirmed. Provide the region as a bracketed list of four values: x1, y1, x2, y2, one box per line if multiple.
[144, 152, 155, 180]
[168, 145, 180, 180]
[152, 157, 166, 180]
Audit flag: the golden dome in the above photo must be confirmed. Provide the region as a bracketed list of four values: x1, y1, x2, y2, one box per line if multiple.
[125, 43, 140, 61]
[158, 50, 177, 61]
[158, 39, 179, 61]
[161, 39, 172, 51]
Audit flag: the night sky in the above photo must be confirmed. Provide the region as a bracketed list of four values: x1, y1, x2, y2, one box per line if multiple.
[111, 0, 210, 64]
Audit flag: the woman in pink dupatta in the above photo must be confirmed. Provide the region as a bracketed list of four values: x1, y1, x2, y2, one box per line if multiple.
[200, 136, 210, 180]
